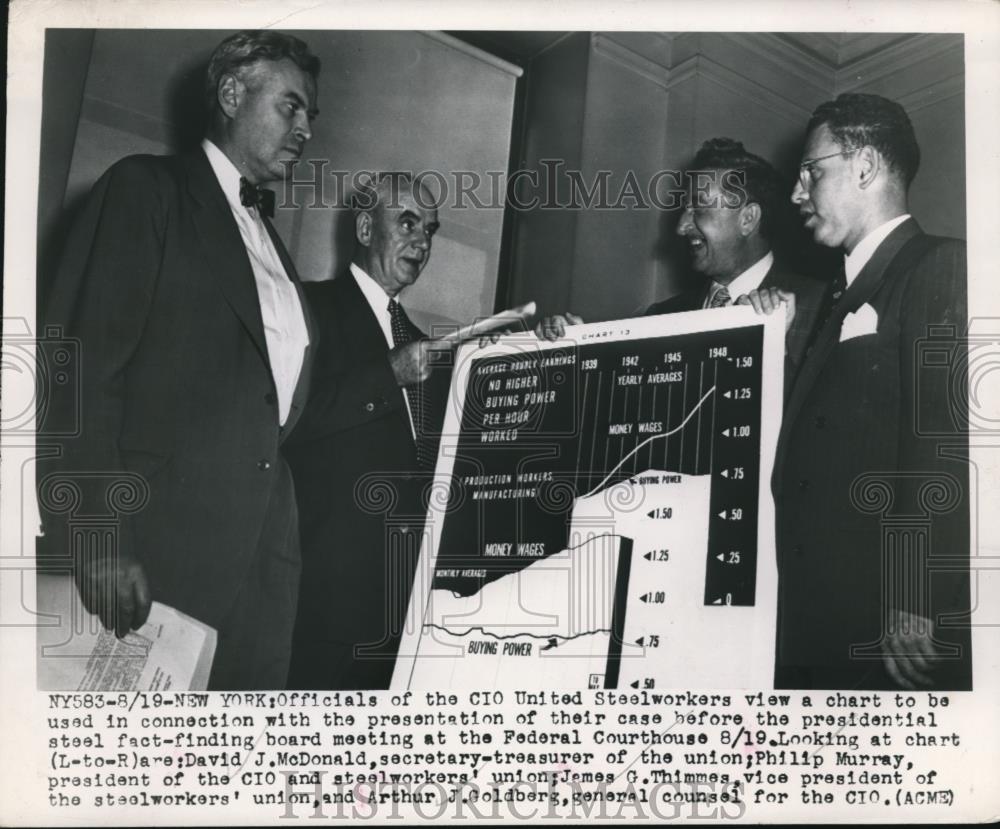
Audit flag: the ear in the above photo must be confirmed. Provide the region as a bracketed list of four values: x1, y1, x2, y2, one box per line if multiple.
[355, 211, 373, 247]
[739, 202, 762, 237]
[217, 73, 243, 119]
[857, 145, 880, 190]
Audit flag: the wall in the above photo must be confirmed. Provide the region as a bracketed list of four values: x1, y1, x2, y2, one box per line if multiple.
[835, 35, 965, 241]
[41, 29, 520, 331]
[39, 31, 966, 328]
[505, 33, 966, 323]
[505, 33, 590, 319]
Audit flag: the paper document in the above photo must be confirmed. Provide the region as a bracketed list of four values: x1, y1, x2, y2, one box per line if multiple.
[436, 301, 537, 344]
[36, 574, 216, 691]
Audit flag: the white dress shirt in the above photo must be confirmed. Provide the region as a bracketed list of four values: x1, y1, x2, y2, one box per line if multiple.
[703, 250, 774, 308]
[202, 139, 309, 426]
[844, 214, 910, 286]
[350, 263, 417, 438]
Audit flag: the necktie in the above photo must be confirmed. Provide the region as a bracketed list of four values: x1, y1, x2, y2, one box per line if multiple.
[389, 300, 434, 470]
[803, 260, 848, 357]
[709, 286, 731, 308]
[240, 177, 275, 219]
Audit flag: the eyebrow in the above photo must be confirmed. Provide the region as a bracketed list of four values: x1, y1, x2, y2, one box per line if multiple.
[285, 91, 320, 119]
[399, 209, 439, 230]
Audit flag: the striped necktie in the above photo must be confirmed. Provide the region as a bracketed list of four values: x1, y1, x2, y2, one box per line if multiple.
[709, 286, 731, 308]
[388, 300, 434, 470]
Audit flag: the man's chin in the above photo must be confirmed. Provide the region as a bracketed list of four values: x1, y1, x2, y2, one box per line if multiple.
[803, 218, 834, 247]
[689, 253, 710, 275]
[400, 263, 425, 282]
[274, 158, 302, 178]
[811, 226, 841, 249]
[390, 273, 419, 291]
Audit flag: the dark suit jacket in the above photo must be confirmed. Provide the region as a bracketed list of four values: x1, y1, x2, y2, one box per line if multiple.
[772, 218, 971, 688]
[284, 273, 448, 686]
[646, 259, 825, 384]
[41, 150, 313, 639]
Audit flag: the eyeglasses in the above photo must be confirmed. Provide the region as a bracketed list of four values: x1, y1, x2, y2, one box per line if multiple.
[797, 147, 862, 188]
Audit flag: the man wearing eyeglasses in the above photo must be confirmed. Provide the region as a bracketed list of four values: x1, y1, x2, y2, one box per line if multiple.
[773, 93, 970, 690]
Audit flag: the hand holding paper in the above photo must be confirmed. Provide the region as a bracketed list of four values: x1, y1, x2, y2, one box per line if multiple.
[390, 303, 539, 385]
[736, 287, 795, 332]
[535, 311, 584, 341]
[437, 301, 538, 345]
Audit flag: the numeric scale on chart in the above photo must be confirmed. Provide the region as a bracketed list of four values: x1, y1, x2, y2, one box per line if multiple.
[571, 327, 762, 610]
[394, 308, 783, 690]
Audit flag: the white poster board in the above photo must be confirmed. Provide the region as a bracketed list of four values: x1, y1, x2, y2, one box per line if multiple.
[394, 306, 786, 689]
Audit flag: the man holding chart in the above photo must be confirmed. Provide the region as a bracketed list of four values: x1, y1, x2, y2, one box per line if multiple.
[285, 173, 574, 688]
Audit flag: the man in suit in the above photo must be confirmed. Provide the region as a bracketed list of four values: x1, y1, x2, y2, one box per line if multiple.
[647, 137, 824, 381]
[285, 173, 577, 689]
[775, 93, 971, 690]
[41, 31, 319, 689]
[284, 173, 449, 689]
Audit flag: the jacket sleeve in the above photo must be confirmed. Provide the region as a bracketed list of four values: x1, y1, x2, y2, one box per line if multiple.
[896, 239, 970, 632]
[40, 157, 166, 557]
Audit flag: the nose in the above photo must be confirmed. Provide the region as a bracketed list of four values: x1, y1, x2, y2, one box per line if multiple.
[676, 207, 694, 236]
[791, 177, 807, 205]
[414, 233, 431, 251]
[293, 113, 312, 143]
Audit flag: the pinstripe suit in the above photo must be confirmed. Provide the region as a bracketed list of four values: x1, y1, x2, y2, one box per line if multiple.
[772, 218, 971, 689]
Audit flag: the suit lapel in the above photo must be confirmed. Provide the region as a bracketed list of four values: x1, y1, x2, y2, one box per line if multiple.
[282, 275, 315, 439]
[260, 214, 319, 438]
[338, 271, 396, 355]
[263, 215, 301, 283]
[758, 263, 780, 292]
[676, 286, 710, 312]
[775, 219, 922, 476]
[185, 150, 271, 368]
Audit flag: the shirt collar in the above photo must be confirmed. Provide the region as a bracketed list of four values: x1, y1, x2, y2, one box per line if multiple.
[715, 250, 774, 301]
[201, 138, 247, 213]
[350, 262, 395, 316]
[844, 214, 910, 285]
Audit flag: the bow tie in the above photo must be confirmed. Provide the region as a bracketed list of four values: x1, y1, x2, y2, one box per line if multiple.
[239, 177, 275, 219]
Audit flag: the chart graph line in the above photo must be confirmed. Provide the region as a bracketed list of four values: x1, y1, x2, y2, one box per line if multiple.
[581, 385, 717, 498]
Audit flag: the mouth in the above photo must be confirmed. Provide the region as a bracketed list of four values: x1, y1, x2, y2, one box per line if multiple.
[687, 237, 706, 255]
[282, 145, 303, 159]
[400, 255, 424, 272]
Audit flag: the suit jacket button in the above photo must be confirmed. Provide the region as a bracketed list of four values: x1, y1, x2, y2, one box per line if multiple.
[257, 459, 271, 471]
[264, 392, 277, 405]
[798, 479, 809, 492]
[814, 415, 826, 428]
[792, 544, 804, 556]
[365, 402, 376, 413]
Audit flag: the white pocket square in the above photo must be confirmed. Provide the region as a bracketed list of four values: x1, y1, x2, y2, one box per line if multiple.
[839, 302, 879, 342]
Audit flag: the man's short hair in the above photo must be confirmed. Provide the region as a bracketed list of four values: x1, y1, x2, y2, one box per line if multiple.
[691, 137, 784, 241]
[351, 172, 438, 215]
[205, 30, 320, 112]
[806, 92, 920, 187]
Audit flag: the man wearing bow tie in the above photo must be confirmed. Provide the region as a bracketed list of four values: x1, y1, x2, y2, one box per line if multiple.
[42, 31, 319, 689]
[774, 93, 971, 690]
